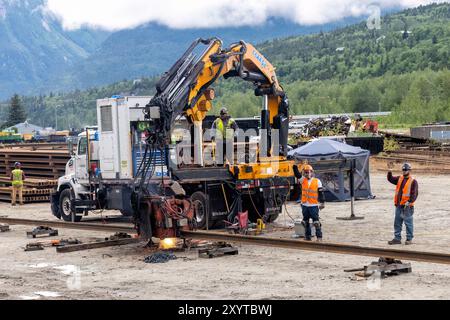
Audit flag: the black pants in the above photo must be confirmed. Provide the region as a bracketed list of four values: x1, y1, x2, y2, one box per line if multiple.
[302, 205, 322, 239]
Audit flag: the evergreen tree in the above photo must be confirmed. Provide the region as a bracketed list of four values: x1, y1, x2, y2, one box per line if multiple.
[6, 94, 27, 128]
[432, 35, 438, 44]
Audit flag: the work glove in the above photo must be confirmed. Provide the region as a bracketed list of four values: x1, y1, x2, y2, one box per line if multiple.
[319, 203, 325, 210]
[404, 201, 411, 207]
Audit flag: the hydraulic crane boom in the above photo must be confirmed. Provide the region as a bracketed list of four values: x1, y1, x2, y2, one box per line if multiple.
[144, 38, 290, 162]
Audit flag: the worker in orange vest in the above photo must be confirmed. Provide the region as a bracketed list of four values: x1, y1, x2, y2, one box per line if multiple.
[298, 165, 326, 241]
[387, 163, 418, 245]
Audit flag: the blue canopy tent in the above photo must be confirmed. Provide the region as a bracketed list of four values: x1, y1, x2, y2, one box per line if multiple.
[288, 139, 373, 202]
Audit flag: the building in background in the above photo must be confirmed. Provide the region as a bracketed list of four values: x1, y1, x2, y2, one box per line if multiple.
[5, 121, 43, 135]
[411, 123, 450, 142]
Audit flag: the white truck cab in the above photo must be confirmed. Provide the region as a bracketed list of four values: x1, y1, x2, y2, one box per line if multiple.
[52, 96, 158, 222]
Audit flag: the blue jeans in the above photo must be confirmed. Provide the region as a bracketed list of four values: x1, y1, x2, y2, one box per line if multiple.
[394, 206, 414, 241]
[302, 205, 322, 239]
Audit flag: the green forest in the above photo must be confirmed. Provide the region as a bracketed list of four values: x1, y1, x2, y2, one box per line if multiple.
[1, 3, 449, 129]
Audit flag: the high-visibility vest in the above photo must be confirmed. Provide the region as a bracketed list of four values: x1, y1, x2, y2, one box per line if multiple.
[395, 176, 415, 206]
[214, 118, 236, 140]
[301, 178, 320, 205]
[12, 169, 24, 187]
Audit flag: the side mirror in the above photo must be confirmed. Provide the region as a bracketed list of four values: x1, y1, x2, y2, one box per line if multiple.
[68, 140, 75, 156]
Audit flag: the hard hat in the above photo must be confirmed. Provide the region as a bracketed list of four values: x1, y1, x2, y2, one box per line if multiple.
[303, 165, 314, 172]
[14, 162, 21, 167]
[402, 163, 412, 171]
[220, 107, 229, 116]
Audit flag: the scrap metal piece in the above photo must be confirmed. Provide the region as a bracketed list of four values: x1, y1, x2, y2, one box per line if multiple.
[105, 233, 132, 241]
[57, 237, 140, 253]
[0, 224, 10, 232]
[52, 239, 82, 247]
[24, 243, 44, 252]
[347, 257, 412, 278]
[198, 242, 239, 259]
[26, 226, 58, 239]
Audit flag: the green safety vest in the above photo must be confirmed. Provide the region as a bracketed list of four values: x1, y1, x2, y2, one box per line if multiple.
[12, 169, 24, 187]
[214, 118, 236, 140]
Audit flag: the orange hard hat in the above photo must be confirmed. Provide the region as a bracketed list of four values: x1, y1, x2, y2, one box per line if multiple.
[303, 165, 314, 172]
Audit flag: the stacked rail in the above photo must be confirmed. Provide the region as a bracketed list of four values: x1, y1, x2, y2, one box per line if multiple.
[0, 144, 70, 203]
[0, 145, 70, 179]
[0, 178, 58, 203]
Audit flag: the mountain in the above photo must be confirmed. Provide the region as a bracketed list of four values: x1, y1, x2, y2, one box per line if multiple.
[0, 0, 108, 98]
[257, 3, 450, 82]
[0, 0, 368, 98]
[210, 3, 450, 124]
[60, 17, 363, 90]
[3, 3, 450, 129]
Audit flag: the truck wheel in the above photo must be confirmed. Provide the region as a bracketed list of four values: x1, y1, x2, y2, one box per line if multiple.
[191, 191, 212, 230]
[51, 193, 61, 219]
[59, 189, 82, 222]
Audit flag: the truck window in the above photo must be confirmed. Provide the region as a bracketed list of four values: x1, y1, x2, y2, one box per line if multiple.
[78, 137, 88, 155]
[100, 106, 113, 132]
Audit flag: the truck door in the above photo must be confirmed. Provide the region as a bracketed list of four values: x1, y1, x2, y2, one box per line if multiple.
[74, 137, 89, 181]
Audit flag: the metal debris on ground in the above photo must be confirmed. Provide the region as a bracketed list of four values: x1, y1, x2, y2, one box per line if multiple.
[345, 257, 412, 278]
[24, 243, 45, 252]
[26, 226, 58, 239]
[57, 237, 139, 253]
[294, 116, 352, 139]
[0, 224, 10, 232]
[52, 238, 81, 247]
[144, 252, 178, 264]
[24, 238, 81, 252]
[198, 242, 239, 259]
[105, 233, 132, 241]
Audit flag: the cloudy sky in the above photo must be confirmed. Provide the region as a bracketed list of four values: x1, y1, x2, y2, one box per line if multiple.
[46, 0, 447, 30]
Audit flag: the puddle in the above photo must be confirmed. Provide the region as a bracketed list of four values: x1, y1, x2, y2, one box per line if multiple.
[28, 263, 57, 269]
[19, 295, 40, 300]
[19, 291, 61, 300]
[34, 291, 61, 298]
[53, 265, 78, 275]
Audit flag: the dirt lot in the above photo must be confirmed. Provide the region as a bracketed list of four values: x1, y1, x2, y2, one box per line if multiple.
[1, 169, 450, 300]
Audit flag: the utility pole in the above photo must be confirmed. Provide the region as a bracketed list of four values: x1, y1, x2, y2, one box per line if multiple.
[55, 105, 60, 131]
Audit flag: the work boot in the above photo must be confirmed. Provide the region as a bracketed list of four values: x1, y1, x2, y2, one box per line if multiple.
[405, 240, 413, 245]
[317, 238, 323, 243]
[304, 238, 312, 242]
[11, 203, 16, 207]
[388, 239, 402, 245]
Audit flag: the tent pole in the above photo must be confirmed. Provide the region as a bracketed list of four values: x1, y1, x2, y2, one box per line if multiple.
[337, 159, 365, 221]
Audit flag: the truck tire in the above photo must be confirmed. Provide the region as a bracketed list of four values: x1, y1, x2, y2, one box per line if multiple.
[59, 189, 82, 222]
[51, 193, 61, 219]
[191, 191, 212, 230]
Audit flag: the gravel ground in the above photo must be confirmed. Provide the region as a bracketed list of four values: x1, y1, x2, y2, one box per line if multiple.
[0, 170, 449, 300]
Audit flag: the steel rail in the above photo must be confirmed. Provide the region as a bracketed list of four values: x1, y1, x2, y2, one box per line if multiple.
[0, 218, 137, 234]
[181, 231, 450, 265]
[1, 218, 450, 265]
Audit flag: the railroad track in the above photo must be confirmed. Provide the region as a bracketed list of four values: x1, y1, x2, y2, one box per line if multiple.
[1, 217, 450, 265]
[390, 150, 450, 158]
[374, 155, 450, 166]
[0, 217, 136, 234]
